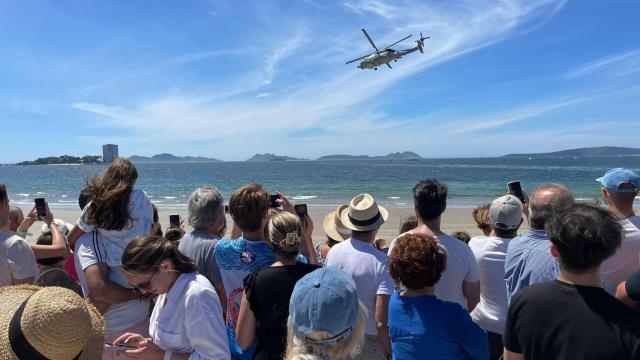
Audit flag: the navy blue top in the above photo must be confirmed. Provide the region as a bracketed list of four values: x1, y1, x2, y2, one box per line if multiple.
[388, 292, 489, 360]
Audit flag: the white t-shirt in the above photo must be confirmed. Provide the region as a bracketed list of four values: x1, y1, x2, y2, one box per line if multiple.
[76, 189, 153, 266]
[74, 231, 150, 333]
[0, 232, 38, 286]
[150, 273, 229, 360]
[601, 216, 640, 295]
[389, 232, 480, 310]
[326, 238, 394, 336]
[468, 235, 510, 334]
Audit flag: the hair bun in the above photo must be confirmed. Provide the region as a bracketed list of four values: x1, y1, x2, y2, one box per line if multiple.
[284, 232, 300, 249]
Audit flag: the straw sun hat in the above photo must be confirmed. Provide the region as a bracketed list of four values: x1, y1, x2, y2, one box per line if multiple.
[0, 285, 104, 360]
[339, 194, 388, 231]
[322, 205, 352, 241]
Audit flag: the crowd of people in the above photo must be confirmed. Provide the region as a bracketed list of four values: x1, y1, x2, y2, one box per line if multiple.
[1, 158, 639, 360]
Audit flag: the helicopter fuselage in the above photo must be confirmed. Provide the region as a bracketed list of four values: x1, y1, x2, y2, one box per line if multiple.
[357, 47, 419, 69]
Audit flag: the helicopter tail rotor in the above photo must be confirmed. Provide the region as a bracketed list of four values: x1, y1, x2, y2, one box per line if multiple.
[416, 32, 430, 54]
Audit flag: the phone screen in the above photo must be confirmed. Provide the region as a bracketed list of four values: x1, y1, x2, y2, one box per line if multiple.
[270, 194, 279, 208]
[169, 215, 180, 228]
[34, 198, 47, 217]
[294, 204, 308, 218]
[507, 181, 525, 203]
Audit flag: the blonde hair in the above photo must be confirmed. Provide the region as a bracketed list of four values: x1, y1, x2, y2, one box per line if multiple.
[267, 212, 303, 257]
[285, 304, 366, 360]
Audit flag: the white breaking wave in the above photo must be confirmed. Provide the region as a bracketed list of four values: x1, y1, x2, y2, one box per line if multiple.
[292, 195, 318, 200]
[388, 196, 401, 199]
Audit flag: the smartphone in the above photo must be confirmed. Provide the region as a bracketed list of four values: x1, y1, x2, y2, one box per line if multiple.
[224, 204, 229, 214]
[507, 181, 525, 203]
[34, 198, 47, 218]
[294, 204, 308, 219]
[270, 194, 279, 208]
[104, 342, 136, 352]
[169, 214, 180, 229]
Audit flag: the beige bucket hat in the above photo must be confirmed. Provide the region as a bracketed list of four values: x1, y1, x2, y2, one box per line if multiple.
[340, 194, 388, 231]
[0, 285, 104, 360]
[322, 205, 352, 241]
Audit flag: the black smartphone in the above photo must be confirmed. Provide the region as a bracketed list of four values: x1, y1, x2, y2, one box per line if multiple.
[270, 194, 279, 208]
[169, 214, 180, 228]
[34, 198, 47, 218]
[294, 204, 308, 219]
[224, 204, 229, 214]
[507, 181, 525, 203]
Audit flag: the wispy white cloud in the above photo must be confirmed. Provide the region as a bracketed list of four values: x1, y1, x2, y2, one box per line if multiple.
[566, 49, 640, 78]
[447, 98, 585, 134]
[343, 0, 399, 20]
[256, 92, 271, 98]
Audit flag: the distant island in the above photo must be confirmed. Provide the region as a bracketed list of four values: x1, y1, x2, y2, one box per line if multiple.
[128, 153, 222, 163]
[17, 155, 102, 165]
[247, 153, 307, 162]
[503, 146, 640, 158]
[317, 151, 424, 161]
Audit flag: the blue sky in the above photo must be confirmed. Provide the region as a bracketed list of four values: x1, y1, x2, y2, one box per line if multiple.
[1, 0, 639, 162]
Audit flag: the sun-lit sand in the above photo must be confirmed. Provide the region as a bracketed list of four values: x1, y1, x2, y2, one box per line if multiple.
[20, 206, 529, 244]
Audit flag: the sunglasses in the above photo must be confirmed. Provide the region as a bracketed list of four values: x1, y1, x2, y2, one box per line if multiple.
[128, 268, 158, 294]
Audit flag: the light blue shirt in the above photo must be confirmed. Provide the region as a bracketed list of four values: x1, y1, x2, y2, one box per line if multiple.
[504, 229, 559, 304]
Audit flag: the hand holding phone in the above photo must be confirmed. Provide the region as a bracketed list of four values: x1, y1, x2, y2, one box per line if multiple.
[270, 194, 280, 208]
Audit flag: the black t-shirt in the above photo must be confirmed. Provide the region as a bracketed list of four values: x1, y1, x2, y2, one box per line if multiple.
[243, 262, 319, 360]
[626, 269, 640, 302]
[503, 280, 640, 360]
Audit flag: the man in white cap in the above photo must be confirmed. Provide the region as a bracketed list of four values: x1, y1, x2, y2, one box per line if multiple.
[597, 168, 640, 294]
[326, 194, 393, 360]
[469, 195, 523, 360]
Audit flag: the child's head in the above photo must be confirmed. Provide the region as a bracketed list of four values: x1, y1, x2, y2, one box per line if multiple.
[229, 183, 270, 232]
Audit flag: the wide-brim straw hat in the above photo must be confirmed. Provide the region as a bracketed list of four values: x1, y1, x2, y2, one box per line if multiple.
[340, 194, 388, 231]
[322, 205, 352, 241]
[0, 285, 104, 360]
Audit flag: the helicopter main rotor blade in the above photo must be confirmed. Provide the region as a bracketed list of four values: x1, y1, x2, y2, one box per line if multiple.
[361, 29, 380, 52]
[346, 53, 373, 64]
[384, 35, 412, 49]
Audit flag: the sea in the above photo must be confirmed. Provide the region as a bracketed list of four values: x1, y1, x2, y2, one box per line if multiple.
[1, 157, 639, 210]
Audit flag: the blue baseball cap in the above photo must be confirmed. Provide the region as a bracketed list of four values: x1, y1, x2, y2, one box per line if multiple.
[289, 268, 359, 346]
[596, 168, 640, 193]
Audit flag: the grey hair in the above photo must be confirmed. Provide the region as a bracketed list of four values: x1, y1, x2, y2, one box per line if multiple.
[285, 303, 366, 360]
[187, 186, 224, 229]
[530, 183, 574, 230]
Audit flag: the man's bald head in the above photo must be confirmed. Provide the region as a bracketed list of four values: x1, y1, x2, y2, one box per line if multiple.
[529, 183, 575, 230]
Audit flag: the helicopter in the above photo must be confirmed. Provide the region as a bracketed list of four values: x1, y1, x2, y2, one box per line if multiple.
[346, 28, 429, 70]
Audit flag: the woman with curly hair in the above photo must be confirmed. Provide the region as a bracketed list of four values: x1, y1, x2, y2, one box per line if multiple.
[388, 233, 489, 360]
[235, 212, 319, 360]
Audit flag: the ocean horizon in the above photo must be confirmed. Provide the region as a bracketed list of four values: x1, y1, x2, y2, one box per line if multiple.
[2, 157, 639, 210]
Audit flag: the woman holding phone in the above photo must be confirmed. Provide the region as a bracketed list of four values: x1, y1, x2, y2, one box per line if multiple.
[235, 212, 319, 360]
[115, 235, 230, 360]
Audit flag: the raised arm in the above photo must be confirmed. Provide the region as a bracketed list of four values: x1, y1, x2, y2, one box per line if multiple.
[29, 203, 70, 259]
